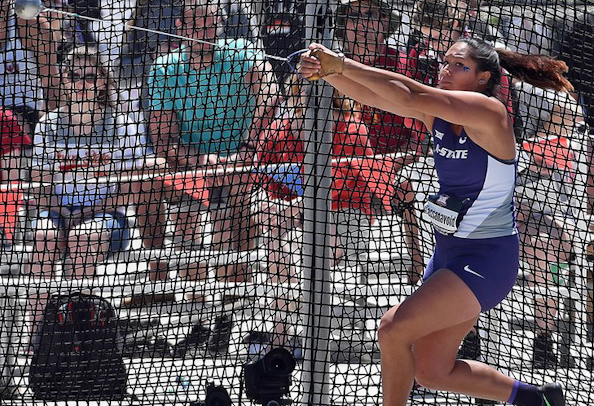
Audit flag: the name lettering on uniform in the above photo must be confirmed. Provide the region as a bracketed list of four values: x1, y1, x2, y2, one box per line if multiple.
[434, 130, 444, 140]
[459, 136, 467, 144]
[434, 144, 468, 159]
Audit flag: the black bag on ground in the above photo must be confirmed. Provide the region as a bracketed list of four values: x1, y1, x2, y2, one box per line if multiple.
[29, 292, 127, 400]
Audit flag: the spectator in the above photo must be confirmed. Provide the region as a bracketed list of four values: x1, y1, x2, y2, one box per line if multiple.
[120, 0, 182, 80]
[146, 0, 278, 288]
[257, 82, 385, 266]
[260, 0, 305, 84]
[254, 74, 308, 279]
[505, 7, 552, 56]
[0, 107, 32, 248]
[335, 0, 424, 283]
[550, 9, 594, 217]
[410, 0, 512, 108]
[26, 46, 155, 326]
[336, 0, 415, 152]
[0, 0, 60, 123]
[515, 85, 584, 368]
[254, 77, 410, 361]
[0, 107, 31, 184]
[92, 0, 138, 71]
[465, 0, 505, 47]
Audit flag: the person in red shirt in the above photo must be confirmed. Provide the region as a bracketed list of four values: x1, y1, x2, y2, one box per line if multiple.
[0, 107, 31, 183]
[0, 107, 31, 246]
[257, 76, 415, 269]
[335, 0, 427, 283]
[255, 77, 413, 356]
[336, 0, 422, 154]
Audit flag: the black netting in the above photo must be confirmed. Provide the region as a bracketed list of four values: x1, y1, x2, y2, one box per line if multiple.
[0, 0, 593, 404]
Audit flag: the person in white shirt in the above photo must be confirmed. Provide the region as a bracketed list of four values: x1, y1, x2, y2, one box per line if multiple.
[27, 46, 164, 324]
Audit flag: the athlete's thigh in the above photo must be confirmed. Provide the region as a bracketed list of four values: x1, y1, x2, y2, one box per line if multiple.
[413, 317, 478, 377]
[384, 268, 481, 341]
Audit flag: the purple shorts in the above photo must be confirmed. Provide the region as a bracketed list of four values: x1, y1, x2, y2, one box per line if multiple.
[424, 232, 520, 312]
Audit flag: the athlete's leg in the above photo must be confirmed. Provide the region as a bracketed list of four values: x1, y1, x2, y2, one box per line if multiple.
[413, 317, 516, 401]
[377, 268, 482, 406]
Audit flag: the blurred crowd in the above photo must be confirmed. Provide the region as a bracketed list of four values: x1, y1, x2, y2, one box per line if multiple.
[0, 0, 593, 371]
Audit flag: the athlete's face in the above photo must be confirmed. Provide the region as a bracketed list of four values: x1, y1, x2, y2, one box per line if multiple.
[438, 42, 490, 92]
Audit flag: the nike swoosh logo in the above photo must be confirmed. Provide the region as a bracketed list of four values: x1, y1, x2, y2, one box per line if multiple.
[459, 137, 467, 144]
[463, 265, 485, 279]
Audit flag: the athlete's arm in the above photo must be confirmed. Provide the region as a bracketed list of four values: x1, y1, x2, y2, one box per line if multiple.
[339, 59, 506, 134]
[300, 44, 514, 159]
[321, 72, 428, 123]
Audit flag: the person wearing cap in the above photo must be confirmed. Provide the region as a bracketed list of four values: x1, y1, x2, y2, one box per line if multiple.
[335, 0, 426, 284]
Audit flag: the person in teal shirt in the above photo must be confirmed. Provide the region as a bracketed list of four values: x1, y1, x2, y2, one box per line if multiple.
[145, 0, 279, 285]
[149, 36, 265, 156]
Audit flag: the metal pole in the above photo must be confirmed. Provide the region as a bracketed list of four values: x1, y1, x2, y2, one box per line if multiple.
[300, 1, 336, 405]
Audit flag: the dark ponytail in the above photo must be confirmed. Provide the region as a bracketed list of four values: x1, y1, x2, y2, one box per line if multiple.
[495, 48, 573, 93]
[457, 37, 573, 97]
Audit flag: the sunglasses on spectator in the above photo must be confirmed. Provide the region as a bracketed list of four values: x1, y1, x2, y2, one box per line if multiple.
[66, 71, 102, 83]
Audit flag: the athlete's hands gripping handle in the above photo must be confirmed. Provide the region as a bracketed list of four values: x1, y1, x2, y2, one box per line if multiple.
[298, 44, 345, 81]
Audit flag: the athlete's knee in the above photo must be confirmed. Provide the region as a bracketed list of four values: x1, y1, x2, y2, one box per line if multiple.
[415, 355, 460, 390]
[415, 367, 449, 390]
[378, 303, 410, 345]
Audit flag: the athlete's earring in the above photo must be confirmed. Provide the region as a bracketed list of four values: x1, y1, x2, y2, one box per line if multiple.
[479, 79, 486, 84]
